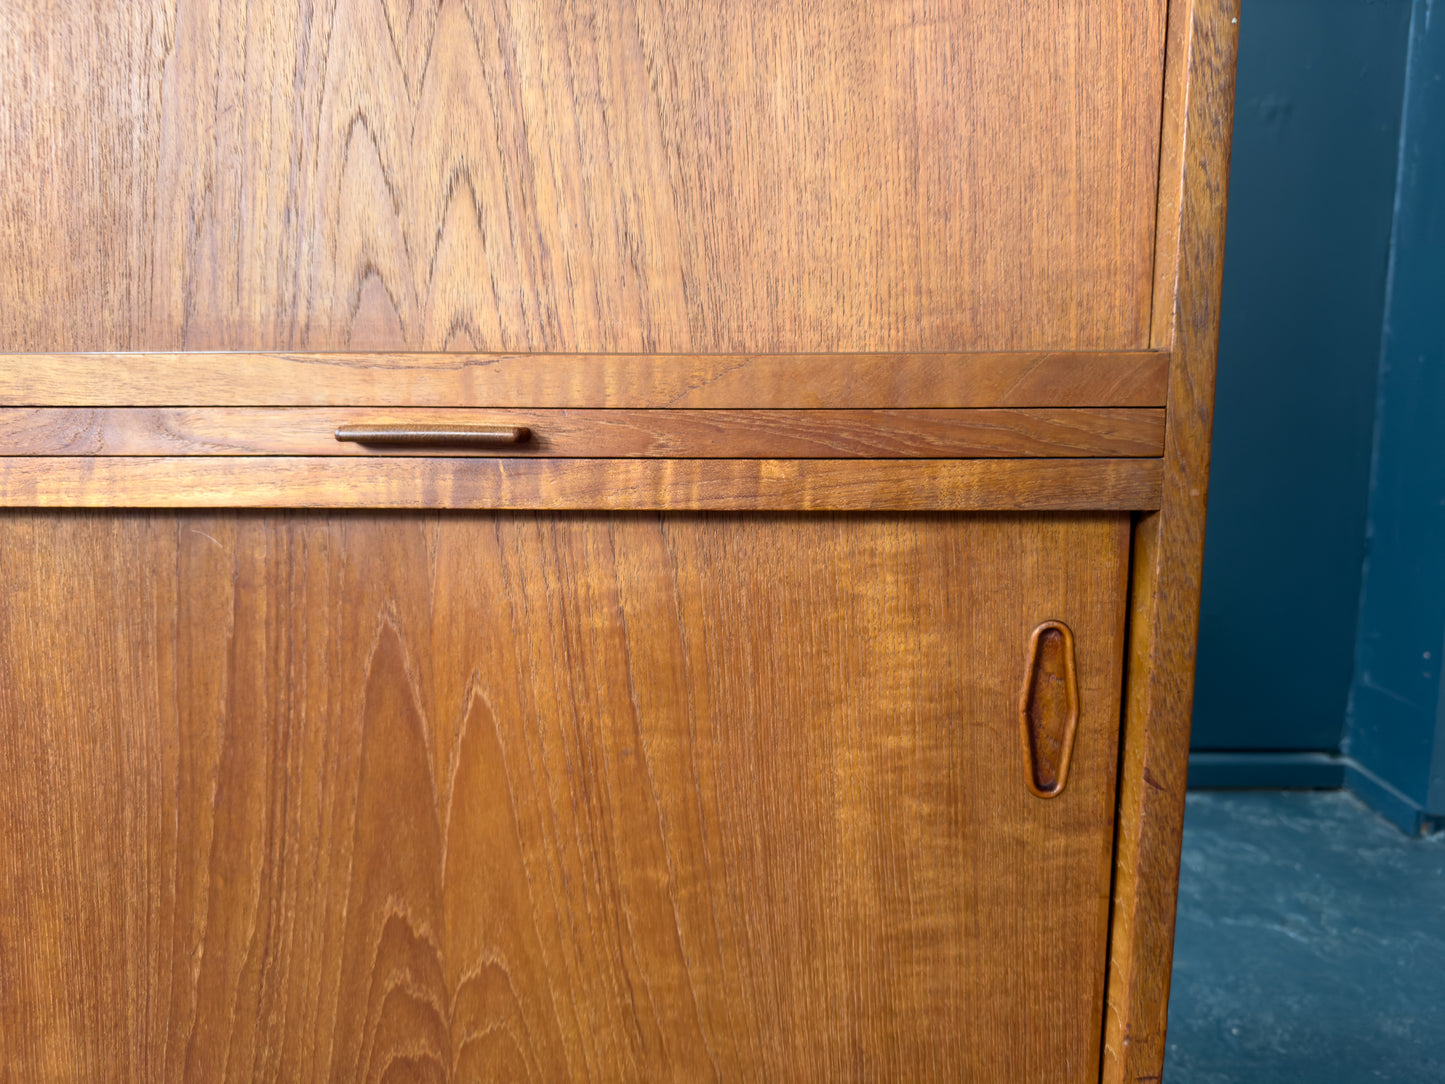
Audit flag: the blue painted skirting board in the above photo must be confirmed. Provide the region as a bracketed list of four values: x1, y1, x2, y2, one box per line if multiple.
[1188, 752, 1440, 836]
[1188, 752, 1346, 791]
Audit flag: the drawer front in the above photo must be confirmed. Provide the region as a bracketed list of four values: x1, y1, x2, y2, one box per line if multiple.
[0, 510, 1130, 1082]
[0, 406, 1164, 458]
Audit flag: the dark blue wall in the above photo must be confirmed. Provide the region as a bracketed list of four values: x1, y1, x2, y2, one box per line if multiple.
[1343, 0, 1445, 833]
[1192, 0, 1413, 752]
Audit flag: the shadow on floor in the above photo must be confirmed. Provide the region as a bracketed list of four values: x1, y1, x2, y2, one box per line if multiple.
[1166, 790, 1445, 1083]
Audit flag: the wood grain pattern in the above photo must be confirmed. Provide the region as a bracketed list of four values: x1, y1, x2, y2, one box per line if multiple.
[0, 407, 1167, 459]
[0, 0, 1236, 1076]
[0, 511, 1131, 1081]
[0, 352, 1172, 409]
[0, 457, 1165, 511]
[0, 1, 1166, 355]
[1103, 0, 1240, 1080]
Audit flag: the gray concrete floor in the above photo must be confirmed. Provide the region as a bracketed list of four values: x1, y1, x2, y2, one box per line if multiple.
[1167, 790, 1445, 1083]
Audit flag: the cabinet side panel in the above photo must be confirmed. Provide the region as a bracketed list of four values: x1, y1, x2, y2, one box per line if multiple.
[1105, 0, 1239, 1079]
[1, 511, 1128, 1081]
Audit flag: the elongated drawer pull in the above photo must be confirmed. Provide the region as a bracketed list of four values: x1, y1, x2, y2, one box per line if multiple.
[1018, 620, 1080, 799]
[334, 423, 532, 447]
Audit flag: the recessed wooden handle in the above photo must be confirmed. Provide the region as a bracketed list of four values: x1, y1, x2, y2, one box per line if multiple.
[334, 423, 532, 447]
[1018, 620, 1080, 799]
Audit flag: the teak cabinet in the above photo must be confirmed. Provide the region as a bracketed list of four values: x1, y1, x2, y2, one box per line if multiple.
[0, 2, 1238, 1080]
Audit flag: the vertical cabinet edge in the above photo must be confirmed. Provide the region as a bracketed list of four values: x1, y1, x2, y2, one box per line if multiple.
[1103, 0, 1240, 1081]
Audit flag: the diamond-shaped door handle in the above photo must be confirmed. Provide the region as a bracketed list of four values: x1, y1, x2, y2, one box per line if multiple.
[1018, 620, 1080, 799]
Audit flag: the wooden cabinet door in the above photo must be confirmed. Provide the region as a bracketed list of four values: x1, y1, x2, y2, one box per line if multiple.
[1, 510, 1128, 1081]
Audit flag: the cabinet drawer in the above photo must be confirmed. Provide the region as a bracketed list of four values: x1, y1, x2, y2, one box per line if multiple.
[0, 406, 1164, 458]
[0, 352, 1167, 510]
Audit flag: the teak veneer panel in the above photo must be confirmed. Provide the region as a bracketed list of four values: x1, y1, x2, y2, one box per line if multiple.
[0, 352, 1171, 409]
[0, 457, 1165, 511]
[0, 407, 1167, 459]
[0, 2, 1166, 354]
[0, 511, 1131, 1081]
[0, 0, 1238, 1077]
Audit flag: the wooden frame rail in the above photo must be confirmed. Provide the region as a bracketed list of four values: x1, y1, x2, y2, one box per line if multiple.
[0, 351, 1169, 408]
[0, 457, 1163, 511]
[0, 350, 1171, 510]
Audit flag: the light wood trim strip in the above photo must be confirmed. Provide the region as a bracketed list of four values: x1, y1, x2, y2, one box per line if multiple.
[0, 407, 1166, 459]
[1104, 0, 1240, 1081]
[0, 352, 1170, 408]
[0, 457, 1164, 511]
[333, 422, 532, 447]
